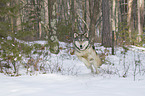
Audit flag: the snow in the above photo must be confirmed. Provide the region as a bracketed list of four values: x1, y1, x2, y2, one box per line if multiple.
[130, 45, 145, 52]
[0, 73, 145, 96]
[1, 41, 145, 96]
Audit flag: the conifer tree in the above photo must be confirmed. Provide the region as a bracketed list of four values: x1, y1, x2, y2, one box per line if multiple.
[0, 0, 32, 75]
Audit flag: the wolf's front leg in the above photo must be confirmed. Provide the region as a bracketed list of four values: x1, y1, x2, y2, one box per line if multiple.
[88, 56, 100, 74]
[78, 56, 94, 73]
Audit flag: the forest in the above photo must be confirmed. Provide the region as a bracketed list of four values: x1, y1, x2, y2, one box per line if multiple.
[0, 0, 145, 75]
[0, 0, 145, 96]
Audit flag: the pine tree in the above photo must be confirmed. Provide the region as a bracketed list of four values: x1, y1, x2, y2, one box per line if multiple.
[0, 0, 33, 75]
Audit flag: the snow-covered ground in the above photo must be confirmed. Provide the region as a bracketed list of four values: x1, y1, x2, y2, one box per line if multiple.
[0, 41, 145, 96]
[1, 73, 145, 96]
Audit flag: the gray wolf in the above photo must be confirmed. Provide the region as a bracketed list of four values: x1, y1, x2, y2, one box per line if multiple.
[74, 32, 102, 74]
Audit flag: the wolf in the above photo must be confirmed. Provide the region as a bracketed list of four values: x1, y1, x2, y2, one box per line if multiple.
[74, 32, 102, 74]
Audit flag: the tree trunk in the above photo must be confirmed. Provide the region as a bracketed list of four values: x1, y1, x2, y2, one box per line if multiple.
[137, 0, 144, 42]
[127, 0, 133, 41]
[112, 0, 116, 32]
[44, 0, 49, 35]
[48, 0, 52, 35]
[48, 0, 59, 54]
[89, 0, 101, 45]
[16, 0, 21, 31]
[71, 0, 75, 38]
[102, 0, 111, 47]
[39, 22, 42, 39]
[10, 1, 14, 33]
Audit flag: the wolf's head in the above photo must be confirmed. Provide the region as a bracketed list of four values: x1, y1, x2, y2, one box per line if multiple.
[74, 33, 90, 51]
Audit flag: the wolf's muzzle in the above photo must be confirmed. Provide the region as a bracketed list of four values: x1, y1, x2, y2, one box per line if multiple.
[80, 45, 82, 49]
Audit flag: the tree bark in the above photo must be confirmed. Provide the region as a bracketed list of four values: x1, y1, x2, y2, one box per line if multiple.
[89, 0, 101, 45]
[102, 0, 111, 47]
[44, 0, 49, 35]
[16, 0, 21, 31]
[48, 0, 59, 54]
[137, 0, 144, 42]
[127, 0, 133, 41]
[112, 0, 116, 32]
[71, 0, 75, 37]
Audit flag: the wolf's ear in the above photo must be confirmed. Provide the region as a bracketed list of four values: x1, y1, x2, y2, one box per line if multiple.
[74, 33, 78, 38]
[84, 32, 89, 38]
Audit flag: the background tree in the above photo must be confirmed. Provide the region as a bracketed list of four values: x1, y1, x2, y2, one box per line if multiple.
[0, 0, 33, 75]
[48, 0, 59, 54]
[137, 0, 144, 42]
[127, 0, 133, 40]
[89, 0, 101, 45]
[102, 0, 111, 47]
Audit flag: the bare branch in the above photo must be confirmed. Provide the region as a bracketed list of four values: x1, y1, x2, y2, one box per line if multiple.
[77, 12, 89, 32]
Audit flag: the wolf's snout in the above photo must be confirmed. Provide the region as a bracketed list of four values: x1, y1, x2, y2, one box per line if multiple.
[80, 45, 82, 48]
